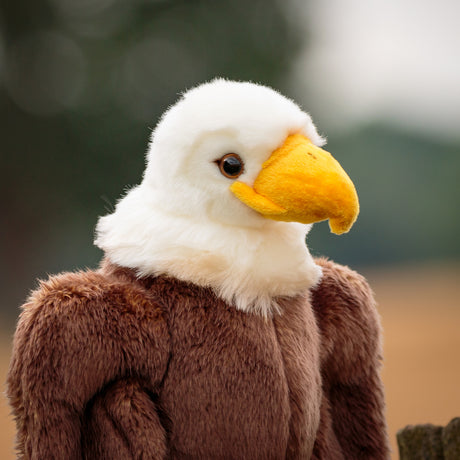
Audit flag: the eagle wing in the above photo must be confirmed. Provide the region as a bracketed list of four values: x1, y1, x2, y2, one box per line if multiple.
[310, 258, 391, 459]
[7, 269, 170, 459]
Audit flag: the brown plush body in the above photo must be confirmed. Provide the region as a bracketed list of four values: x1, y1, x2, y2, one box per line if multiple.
[7, 257, 389, 459]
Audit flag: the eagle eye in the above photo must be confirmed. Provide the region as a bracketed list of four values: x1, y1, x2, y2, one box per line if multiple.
[215, 153, 244, 179]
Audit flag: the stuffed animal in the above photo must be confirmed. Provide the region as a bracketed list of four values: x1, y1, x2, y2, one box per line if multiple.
[7, 79, 390, 459]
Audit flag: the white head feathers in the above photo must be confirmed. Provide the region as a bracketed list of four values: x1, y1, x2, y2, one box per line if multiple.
[95, 79, 324, 316]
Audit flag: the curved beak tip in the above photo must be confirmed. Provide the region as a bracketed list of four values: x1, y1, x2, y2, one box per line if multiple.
[329, 217, 355, 235]
[328, 196, 360, 235]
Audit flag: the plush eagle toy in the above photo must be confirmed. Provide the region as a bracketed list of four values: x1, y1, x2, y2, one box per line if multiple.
[7, 79, 390, 459]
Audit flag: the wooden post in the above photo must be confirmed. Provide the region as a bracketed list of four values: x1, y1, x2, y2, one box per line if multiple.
[397, 418, 460, 460]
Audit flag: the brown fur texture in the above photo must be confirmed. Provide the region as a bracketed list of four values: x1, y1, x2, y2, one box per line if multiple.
[7, 258, 390, 459]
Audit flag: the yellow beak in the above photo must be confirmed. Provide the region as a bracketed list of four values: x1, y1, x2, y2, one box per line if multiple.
[230, 134, 359, 234]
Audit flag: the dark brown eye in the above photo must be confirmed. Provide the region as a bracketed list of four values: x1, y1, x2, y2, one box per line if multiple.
[215, 153, 244, 179]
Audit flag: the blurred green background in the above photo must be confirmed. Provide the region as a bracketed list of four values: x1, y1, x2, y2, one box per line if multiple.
[1, 0, 459, 457]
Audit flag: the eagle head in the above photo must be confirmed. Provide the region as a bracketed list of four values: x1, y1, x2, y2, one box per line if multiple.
[95, 79, 359, 315]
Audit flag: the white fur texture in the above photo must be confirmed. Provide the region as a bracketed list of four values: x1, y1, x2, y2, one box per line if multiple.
[95, 79, 324, 316]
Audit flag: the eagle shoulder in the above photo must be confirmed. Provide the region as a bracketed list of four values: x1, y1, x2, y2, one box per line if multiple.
[311, 257, 383, 383]
[7, 268, 170, 458]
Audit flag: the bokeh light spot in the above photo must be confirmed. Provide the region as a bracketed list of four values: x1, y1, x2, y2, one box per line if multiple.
[5, 30, 87, 115]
